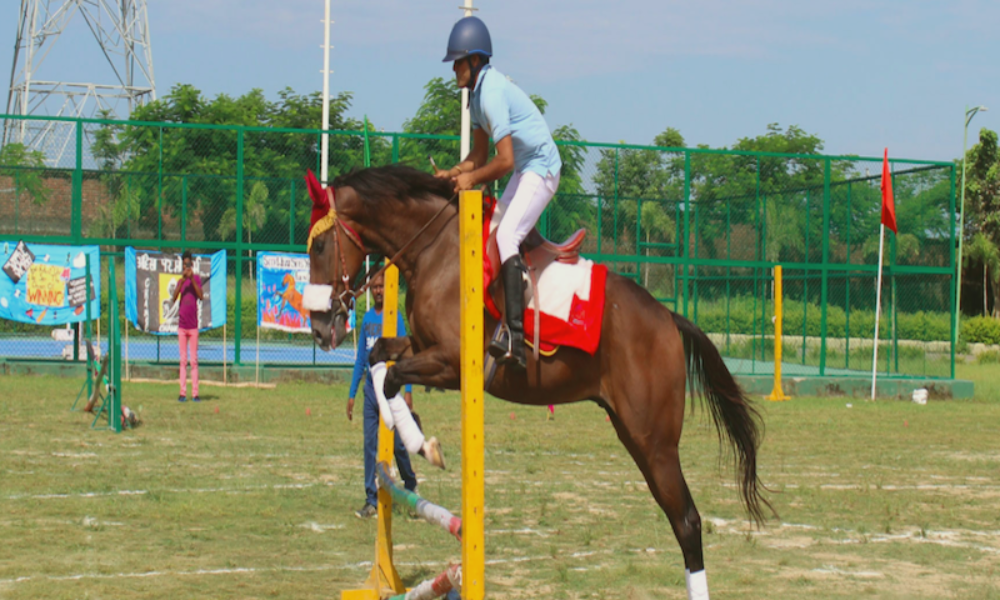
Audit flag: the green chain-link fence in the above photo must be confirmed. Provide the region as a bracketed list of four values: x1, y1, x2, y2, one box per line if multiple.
[0, 114, 957, 378]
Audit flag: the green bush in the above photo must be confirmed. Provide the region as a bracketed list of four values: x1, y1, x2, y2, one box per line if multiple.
[962, 316, 1000, 345]
[692, 295, 952, 342]
[977, 349, 1000, 364]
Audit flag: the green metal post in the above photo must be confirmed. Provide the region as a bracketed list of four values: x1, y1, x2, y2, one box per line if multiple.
[363, 116, 372, 168]
[392, 134, 400, 164]
[181, 176, 188, 241]
[674, 203, 681, 311]
[72, 120, 83, 242]
[613, 149, 620, 273]
[693, 199, 699, 323]
[234, 129, 245, 365]
[756, 190, 774, 362]
[636, 196, 642, 266]
[157, 127, 164, 241]
[819, 159, 831, 375]
[949, 165, 957, 379]
[109, 257, 122, 433]
[802, 190, 810, 364]
[755, 158, 762, 364]
[126, 175, 133, 239]
[83, 255, 93, 395]
[890, 208, 898, 374]
[597, 194, 602, 256]
[726, 199, 731, 352]
[289, 179, 296, 244]
[682, 152, 691, 318]
[845, 182, 851, 369]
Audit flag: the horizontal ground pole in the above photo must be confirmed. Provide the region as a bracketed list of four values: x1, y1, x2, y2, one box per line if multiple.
[376, 462, 463, 542]
[386, 564, 461, 600]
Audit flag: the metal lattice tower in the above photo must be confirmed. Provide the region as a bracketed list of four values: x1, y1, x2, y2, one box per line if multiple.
[4, 0, 156, 162]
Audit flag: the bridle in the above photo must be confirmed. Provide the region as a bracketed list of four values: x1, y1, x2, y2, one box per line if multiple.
[311, 186, 459, 318]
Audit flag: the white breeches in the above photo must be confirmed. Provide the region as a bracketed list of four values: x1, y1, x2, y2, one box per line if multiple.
[370, 362, 425, 454]
[497, 170, 560, 263]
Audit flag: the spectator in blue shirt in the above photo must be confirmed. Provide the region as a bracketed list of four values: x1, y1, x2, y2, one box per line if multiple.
[436, 16, 562, 371]
[347, 273, 416, 519]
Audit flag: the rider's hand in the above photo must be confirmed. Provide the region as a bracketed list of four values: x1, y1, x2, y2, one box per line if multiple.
[434, 167, 453, 180]
[452, 172, 476, 193]
[346, 397, 355, 421]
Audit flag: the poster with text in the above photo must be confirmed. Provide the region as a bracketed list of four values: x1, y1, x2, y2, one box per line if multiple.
[0, 242, 100, 325]
[124, 247, 227, 334]
[256, 251, 312, 333]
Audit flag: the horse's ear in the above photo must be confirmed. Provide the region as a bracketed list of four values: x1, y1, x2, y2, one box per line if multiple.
[305, 169, 327, 208]
[306, 169, 333, 231]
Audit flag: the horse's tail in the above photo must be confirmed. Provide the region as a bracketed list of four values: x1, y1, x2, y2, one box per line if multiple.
[671, 313, 774, 525]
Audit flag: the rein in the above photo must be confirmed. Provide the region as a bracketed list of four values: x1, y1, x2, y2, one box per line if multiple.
[329, 191, 459, 307]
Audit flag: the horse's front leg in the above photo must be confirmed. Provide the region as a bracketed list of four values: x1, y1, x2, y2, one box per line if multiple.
[382, 345, 460, 399]
[366, 338, 453, 470]
[369, 336, 413, 366]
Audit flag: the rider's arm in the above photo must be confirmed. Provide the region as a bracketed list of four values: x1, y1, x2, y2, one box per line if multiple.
[464, 133, 513, 187]
[443, 128, 491, 177]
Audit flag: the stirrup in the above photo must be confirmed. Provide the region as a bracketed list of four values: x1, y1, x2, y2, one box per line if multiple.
[488, 322, 512, 360]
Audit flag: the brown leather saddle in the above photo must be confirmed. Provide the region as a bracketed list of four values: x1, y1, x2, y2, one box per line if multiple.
[485, 226, 587, 282]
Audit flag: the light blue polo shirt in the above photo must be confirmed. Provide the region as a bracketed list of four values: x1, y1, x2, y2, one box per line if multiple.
[470, 65, 562, 178]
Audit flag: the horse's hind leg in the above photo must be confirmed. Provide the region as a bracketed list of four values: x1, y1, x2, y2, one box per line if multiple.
[606, 388, 709, 598]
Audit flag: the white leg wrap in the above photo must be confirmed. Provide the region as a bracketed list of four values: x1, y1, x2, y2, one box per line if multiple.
[370, 362, 425, 454]
[370, 361, 395, 430]
[685, 569, 709, 600]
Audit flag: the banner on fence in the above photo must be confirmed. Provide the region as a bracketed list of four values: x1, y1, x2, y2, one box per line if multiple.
[256, 251, 312, 333]
[0, 242, 100, 325]
[125, 247, 227, 334]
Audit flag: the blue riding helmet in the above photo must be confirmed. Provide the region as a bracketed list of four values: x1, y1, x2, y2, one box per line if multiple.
[442, 16, 492, 62]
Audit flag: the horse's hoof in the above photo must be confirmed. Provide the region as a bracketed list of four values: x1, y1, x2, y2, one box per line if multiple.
[423, 437, 446, 470]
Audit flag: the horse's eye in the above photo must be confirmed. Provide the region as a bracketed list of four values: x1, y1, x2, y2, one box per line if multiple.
[312, 239, 324, 253]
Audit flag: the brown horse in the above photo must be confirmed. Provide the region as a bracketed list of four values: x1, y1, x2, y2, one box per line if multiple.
[307, 164, 771, 580]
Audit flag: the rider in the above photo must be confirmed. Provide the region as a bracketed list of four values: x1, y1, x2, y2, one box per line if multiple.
[435, 16, 562, 371]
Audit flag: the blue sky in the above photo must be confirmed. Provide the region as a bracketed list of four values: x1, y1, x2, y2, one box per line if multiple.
[2, 0, 998, 162]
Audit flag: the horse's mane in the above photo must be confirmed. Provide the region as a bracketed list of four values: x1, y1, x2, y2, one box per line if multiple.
[333, 164, 454, 210]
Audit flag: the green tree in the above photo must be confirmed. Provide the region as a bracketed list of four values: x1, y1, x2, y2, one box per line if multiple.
[958, 128, 1000, 318]
[108, 84, 368, 243]
[545, 124, 594, 242]
[592, 128, 684, 263]
[965, 128, 1000, 253]
[88, 110, 140, 239]
[964, 232, 1000, 317]
[0, 142, 50, 206]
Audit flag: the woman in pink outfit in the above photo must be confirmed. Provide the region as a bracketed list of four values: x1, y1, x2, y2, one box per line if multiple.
[171, 250, 203, 402]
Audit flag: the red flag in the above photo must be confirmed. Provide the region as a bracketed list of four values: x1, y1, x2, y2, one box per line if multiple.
[880, 149, 897, 234]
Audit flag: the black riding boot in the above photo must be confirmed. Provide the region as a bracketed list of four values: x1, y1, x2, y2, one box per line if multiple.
[488, 256, 527, 369]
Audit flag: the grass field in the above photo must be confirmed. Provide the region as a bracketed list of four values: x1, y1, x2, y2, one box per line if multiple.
[1, 364, 999, 599]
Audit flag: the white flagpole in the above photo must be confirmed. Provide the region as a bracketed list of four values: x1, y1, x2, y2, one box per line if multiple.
[320, 0, 332, 185]
[871, 223, 886, 400]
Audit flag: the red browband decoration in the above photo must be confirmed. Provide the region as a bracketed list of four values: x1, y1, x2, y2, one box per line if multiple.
[304, 169, 364, 251]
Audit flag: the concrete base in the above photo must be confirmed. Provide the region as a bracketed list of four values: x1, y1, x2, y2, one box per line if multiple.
[1, 359, 974, 399]
[738, 374, 974, 400]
